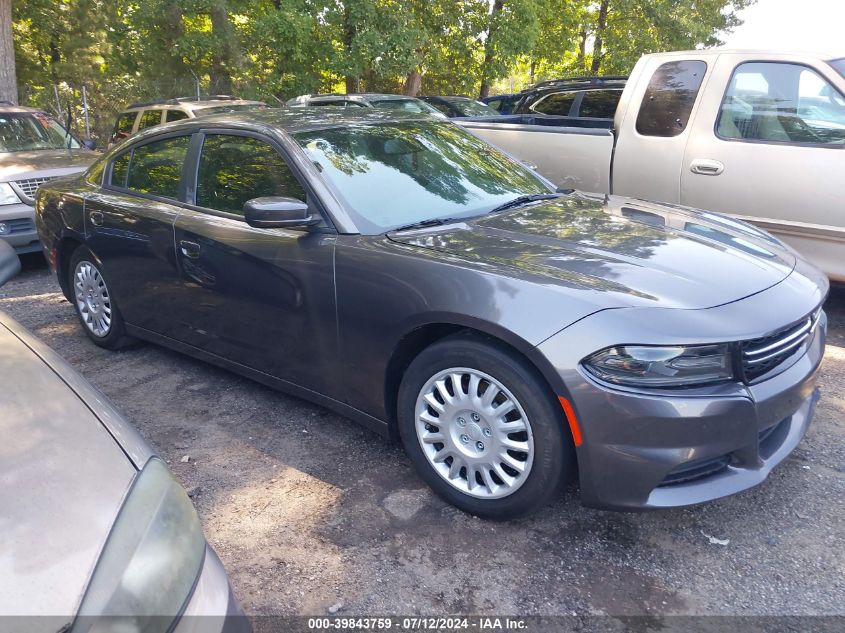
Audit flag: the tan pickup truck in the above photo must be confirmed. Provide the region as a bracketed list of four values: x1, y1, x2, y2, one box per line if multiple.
[460, 49, 845, 281]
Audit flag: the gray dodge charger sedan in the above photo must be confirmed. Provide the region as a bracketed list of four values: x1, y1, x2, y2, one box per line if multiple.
[0, 242, 249, 629]
[35, 109, 827, 518]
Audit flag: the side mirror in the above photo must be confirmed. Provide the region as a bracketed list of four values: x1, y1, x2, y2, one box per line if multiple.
[82, 138, 97, 151]
[0, 240, 21, 288]
[243, 197, 320, 229]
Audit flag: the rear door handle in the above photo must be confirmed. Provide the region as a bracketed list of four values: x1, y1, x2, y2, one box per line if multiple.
[89, 211, 104, 227]
[180, 240, 201, 259]
[689, 159, 725, 176]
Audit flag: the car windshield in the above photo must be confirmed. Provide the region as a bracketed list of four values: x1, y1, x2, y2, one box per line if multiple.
[830, 58, 845, 78]
[370, 98, 442, 115]
[294, 121, 549, 233]
[0, 112, 80, 152]
[453, 99, 499, 117]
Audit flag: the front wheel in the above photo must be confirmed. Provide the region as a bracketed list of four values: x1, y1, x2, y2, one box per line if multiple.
[68, 246, 134, 349]
[397, 335, 572, 519]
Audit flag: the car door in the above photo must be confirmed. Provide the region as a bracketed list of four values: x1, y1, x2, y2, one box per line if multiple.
[681, 54, 845, 279]
[84, 133, 191, 335]
[171, 130, 338, 394]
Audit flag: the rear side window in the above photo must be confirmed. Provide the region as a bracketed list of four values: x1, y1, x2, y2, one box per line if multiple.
[578, 89, 622, 119]
[717, 62, 845, 146]
[636, 60, 707, 137]
[530, 92, 576, 116]
[137, 109, 163, 131]
[164, 110, 190, 123]
[196, 135, 306, 215]
[124, 135, 191, 199]
[111, 112, 137, 143]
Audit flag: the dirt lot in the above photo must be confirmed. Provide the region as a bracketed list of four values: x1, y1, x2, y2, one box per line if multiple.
[3, 254, 844, 625]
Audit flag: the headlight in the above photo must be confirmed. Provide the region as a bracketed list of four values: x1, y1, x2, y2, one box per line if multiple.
[582, 343, 734, 388]
[0, 182, 21, 206]
[72, 458, 206, 633]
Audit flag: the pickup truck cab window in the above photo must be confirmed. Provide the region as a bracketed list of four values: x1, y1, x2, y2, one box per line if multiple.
[717, 62, 845, 146]
[196, 134, 307, 215]
[636, 60, 707, 137]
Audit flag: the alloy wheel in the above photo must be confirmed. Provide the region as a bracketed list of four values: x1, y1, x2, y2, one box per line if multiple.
[74, 260, 112, 337]
[414, 367, 534, 499]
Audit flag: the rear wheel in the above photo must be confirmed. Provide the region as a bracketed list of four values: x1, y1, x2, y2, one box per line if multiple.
[398, 334, 572, 519]
[68, 246, 134, 349]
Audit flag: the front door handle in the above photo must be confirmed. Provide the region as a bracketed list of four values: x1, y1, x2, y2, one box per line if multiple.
[89, 211, 104, 227]
[689, 159, 725, 176]
[180, 240, 201, 259]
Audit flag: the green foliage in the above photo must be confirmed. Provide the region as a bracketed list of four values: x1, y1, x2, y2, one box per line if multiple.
[10, 0, 756, 139]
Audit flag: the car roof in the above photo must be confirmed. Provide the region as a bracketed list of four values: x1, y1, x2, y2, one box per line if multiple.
[0, 103, 50, 114]
[110, 107, 442, 149]
[423, 95, 476, 102]
[122, 99, 263, 112]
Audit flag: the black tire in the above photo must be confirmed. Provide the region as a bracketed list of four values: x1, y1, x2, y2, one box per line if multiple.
[397, 333, 572, 519]
[68, 246, 135, 349]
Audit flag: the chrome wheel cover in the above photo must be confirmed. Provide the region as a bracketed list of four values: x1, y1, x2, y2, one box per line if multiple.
[74, 260, 112, 338]
[415, 367, 534, 499]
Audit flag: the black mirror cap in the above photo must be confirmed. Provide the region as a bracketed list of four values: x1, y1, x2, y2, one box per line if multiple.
[82, 138, 97, 151]
[0, 240, 21, 288]
[243, 196, 320, 229]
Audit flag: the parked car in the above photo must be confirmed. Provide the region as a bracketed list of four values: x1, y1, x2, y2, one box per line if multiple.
[37, 108, 827, 518]
[513, 76, 627, 120]
[419, 95, 500, 118]
[0, 104, 97, 254]
[481, 92, 525, 114]
[0, 240, 249, 632]
[459, 50, 845, 281]
[286, 93, 446, 117]
[109, 96, 267, 146]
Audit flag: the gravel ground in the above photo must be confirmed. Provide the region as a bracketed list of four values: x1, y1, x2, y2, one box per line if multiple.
[2, 254, 843, 625]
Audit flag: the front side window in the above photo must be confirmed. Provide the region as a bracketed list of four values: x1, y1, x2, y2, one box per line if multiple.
[137, 109, 163, 131]
[636, 60, 707, 137]
[294, 121, 548, 233]
[717, 62, 845, 145]
[530, 92, 576, 116]
[125, 135, 191, 199]
[0, 112, 80, 152]
[578, 89, 622, 119]
[196, 135, 306, 215]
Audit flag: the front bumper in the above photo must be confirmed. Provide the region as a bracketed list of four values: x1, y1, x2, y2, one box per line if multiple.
[537, 270, 827, 511]
[0, 202, 40, 254]
[172, 547, 251, 633]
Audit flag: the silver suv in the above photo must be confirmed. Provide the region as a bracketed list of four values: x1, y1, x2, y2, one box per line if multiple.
[109, 96, 266, 146]
[0, 104, 96, 254]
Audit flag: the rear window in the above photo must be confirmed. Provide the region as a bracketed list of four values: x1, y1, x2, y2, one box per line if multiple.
[578, 89, 622, 119]
[123, 135, 191, 199]
[636, 60, 707, 137]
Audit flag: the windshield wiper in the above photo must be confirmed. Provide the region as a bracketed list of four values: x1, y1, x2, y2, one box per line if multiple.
[392, 217, 460, 232]
[487, 193, 562, 215]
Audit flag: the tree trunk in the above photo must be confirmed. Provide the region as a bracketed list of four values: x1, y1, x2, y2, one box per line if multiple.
[209, 1, 236, 95]
[529, 60, 536, 86]
[479, 0, 504, 99]
[403, 69, 422, 96]
[0, 0, 18, 104]
[590, 0, 610, 75]
[576, 27, 587, 72]
[343, 5, 359, 93]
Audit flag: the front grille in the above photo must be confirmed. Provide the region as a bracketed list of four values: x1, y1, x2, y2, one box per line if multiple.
[12, 176, 55, 201]
[0, 217, 35, 234]
[741, 309, 822, 382]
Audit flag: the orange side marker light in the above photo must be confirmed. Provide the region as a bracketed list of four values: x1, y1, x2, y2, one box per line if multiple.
[558, 396, 583, 447]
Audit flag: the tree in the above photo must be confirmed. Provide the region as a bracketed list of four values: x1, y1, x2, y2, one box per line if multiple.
[0, 0, 16, 103]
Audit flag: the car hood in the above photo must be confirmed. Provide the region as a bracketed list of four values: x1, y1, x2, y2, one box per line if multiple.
[0, 314, 139, 625]
[0, 149, 97, 182]
[388, 193, 798, 310]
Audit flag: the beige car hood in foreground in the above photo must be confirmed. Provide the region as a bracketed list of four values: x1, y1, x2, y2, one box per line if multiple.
[0, 317, 135, 628]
